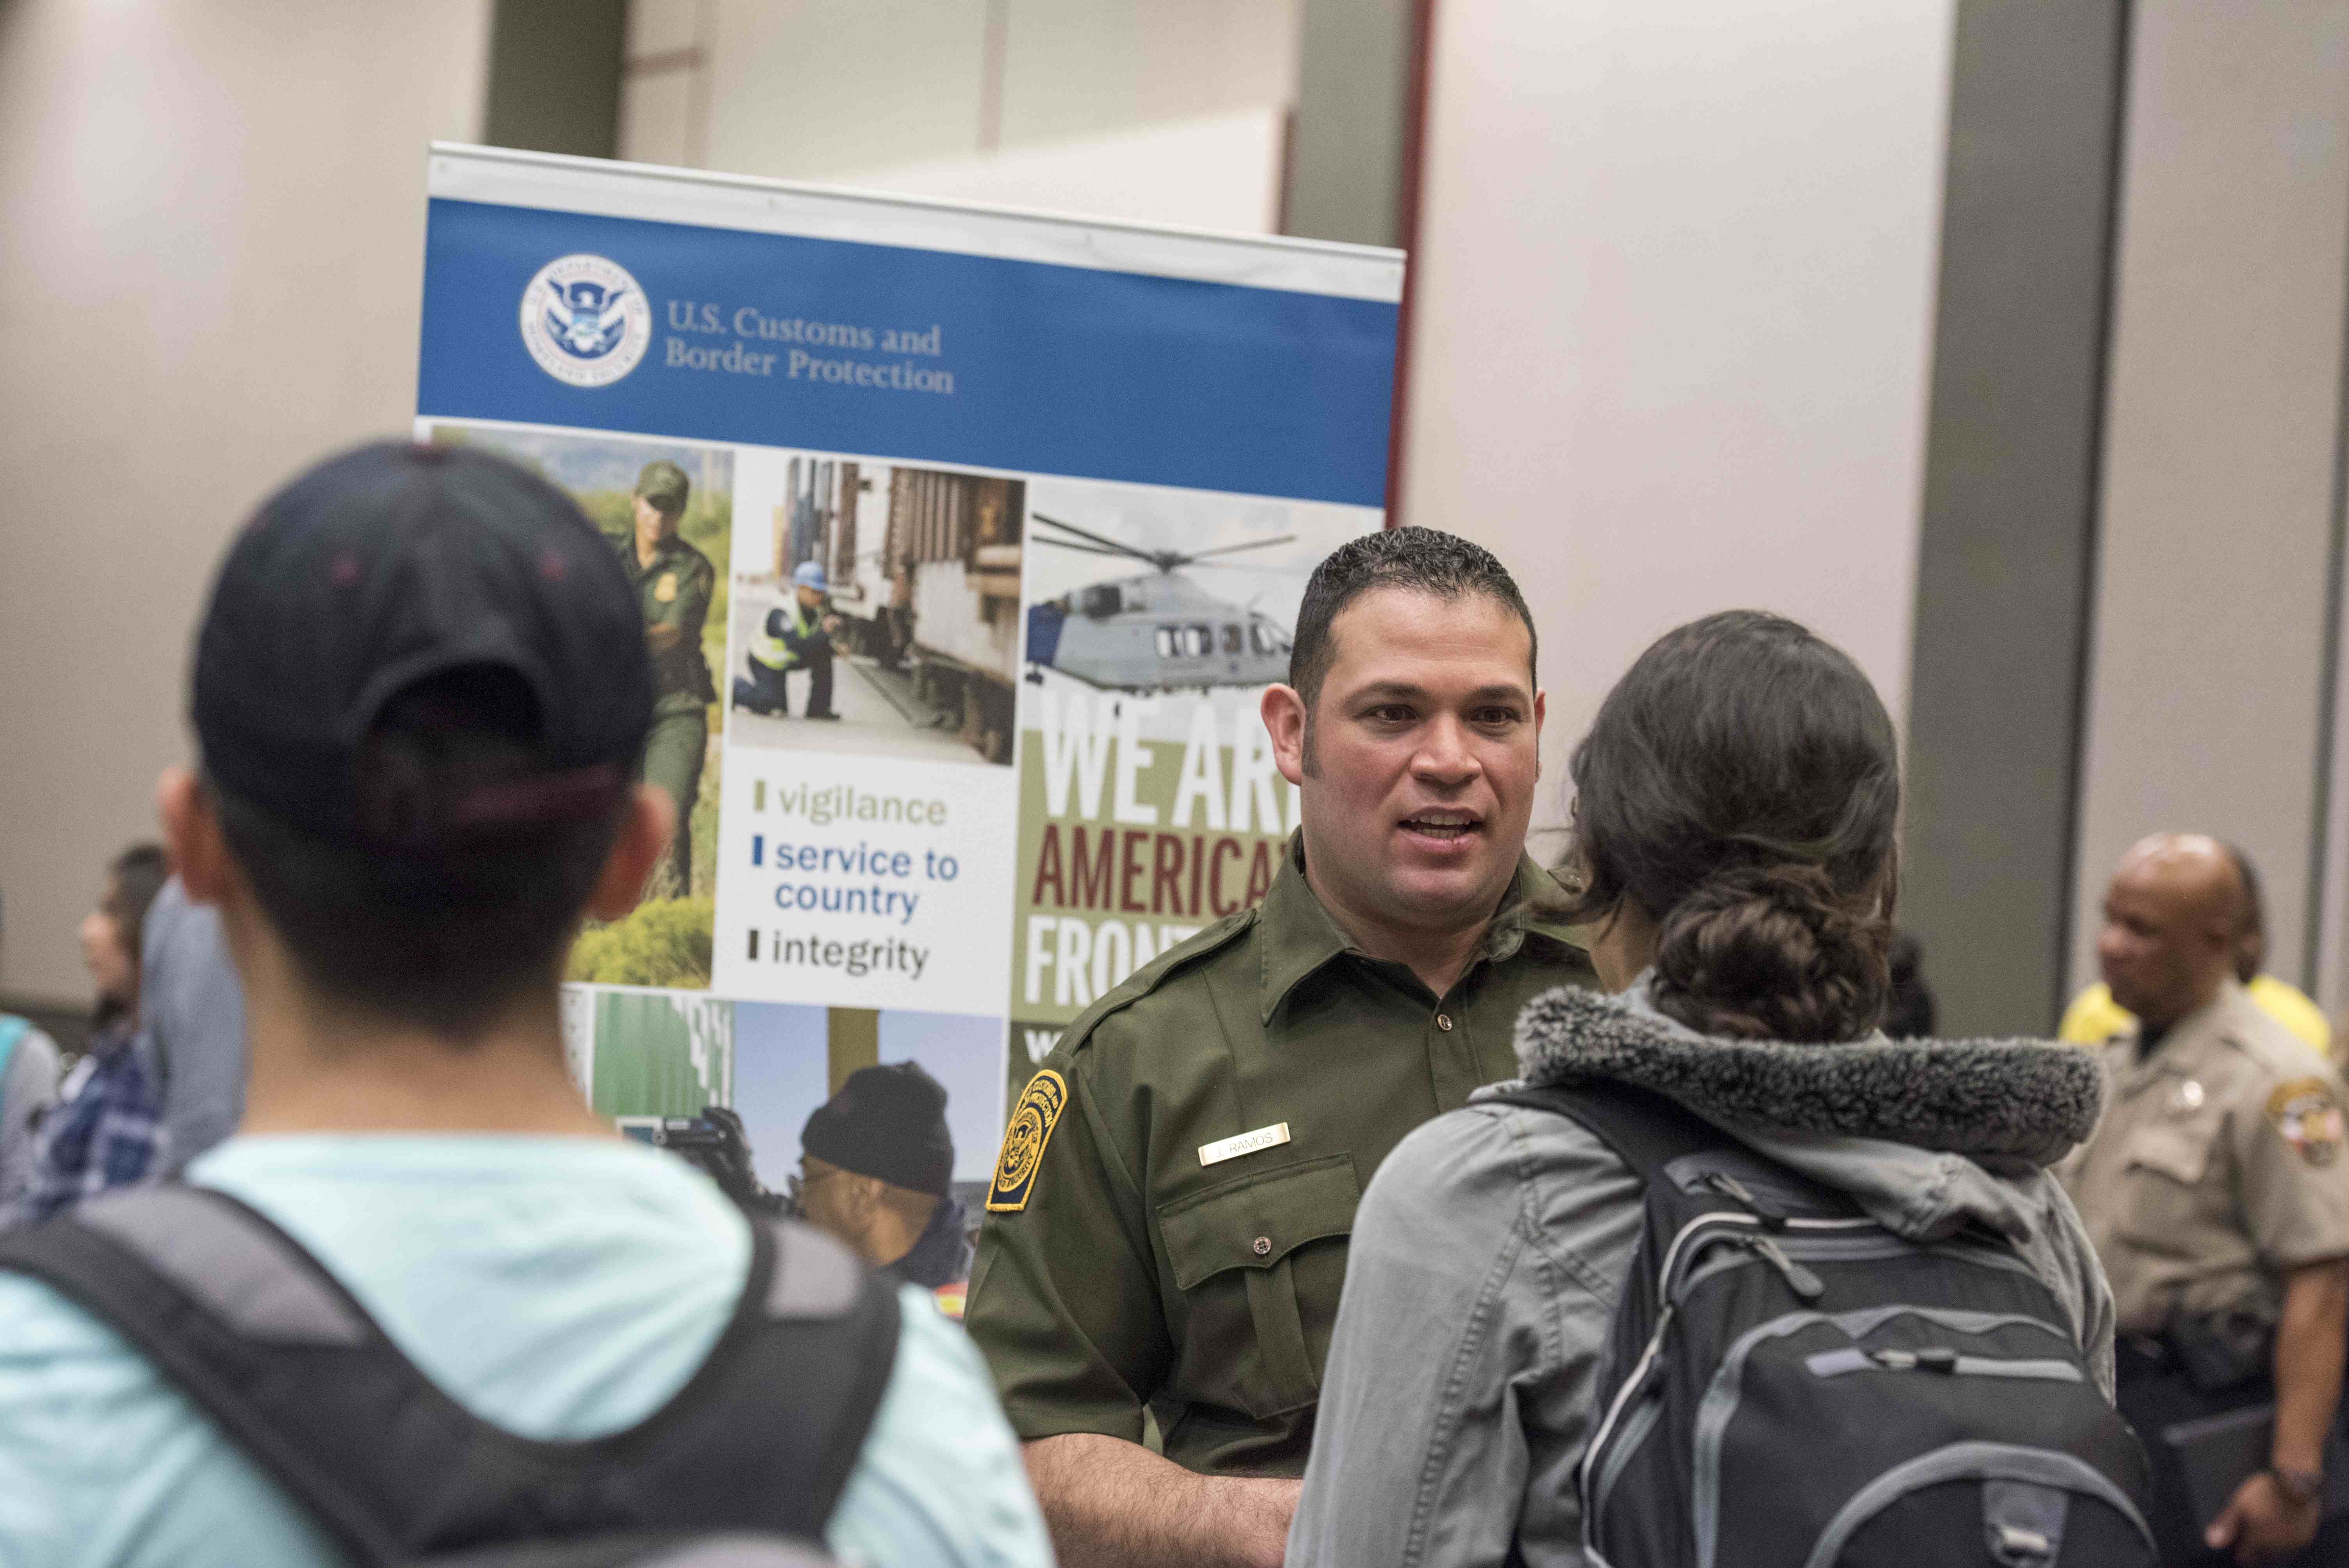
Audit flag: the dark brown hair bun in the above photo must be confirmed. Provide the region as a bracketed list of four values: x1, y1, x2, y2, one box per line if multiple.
[1565, 610, 1899, 1043]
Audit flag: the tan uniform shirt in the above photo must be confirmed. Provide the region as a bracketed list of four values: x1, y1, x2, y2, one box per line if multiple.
[2061, 978, 2349, 1335]
[965, 835, 1596, 1477]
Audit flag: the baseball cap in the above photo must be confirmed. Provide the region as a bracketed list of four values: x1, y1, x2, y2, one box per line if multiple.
[793, 560, 827, 592]
[801, 1062, 954, 1197]
[635, 460, 690, 515]
[192, 441, 654, 848]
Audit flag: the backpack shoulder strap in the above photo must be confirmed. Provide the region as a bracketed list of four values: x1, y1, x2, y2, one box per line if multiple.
[1483, 1078, 1732, 1182]
[0, 1185, 900, 1563]
[0, 1184, 410, 1566]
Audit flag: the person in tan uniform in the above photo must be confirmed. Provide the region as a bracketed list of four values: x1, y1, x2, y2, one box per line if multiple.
[2064, 833, 2349, 1566]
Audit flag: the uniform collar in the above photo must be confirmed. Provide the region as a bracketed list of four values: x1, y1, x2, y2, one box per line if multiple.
[626, 531, 693, 568]
[1255, 830, 1583, 1024]
[2116, 977, 2251, 1092]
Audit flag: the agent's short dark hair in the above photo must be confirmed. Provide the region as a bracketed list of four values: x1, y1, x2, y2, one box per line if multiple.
[214, 664, 631, 1041]
[1565, 610, 1900, 1043]
[1287, 527, 1538, 712]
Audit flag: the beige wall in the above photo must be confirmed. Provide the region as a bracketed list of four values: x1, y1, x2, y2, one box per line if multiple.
[620, 0, 1296, 228]
[0, 1, 492, 1001]
[1401, 1, 1955, 848]
[834, 108, 1287, 235]
[2067, 0, 2349, 999]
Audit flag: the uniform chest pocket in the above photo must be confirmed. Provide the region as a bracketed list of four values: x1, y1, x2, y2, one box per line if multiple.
[1156, 1154, 1359, 1420]
[2117, 1116, 2222, 1251]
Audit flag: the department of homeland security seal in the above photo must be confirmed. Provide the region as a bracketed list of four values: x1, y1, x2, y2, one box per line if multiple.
[519, 254, 651, 387]
[988, 1069, 1068, 1213]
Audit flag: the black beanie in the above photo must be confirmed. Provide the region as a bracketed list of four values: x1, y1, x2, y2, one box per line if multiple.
[801, 1062, 954, 1197]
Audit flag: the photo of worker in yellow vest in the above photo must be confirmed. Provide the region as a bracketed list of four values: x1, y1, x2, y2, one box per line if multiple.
[734, 560, 843, 720]
[724, 451, 1024, 767]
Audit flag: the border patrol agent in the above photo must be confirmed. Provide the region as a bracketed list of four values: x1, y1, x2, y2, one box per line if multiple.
[969, 529, 1595, 1568]
[617, 460, 715, 896]
[2062, 834, 2349, 1564]
[972, 833, 1593, 1476]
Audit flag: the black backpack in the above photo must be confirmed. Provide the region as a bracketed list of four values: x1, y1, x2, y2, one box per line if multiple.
[0, 1183, 902, 1567]
[1488, 1081, 2156, 1568]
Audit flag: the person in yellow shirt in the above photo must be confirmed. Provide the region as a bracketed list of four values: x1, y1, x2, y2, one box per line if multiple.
[2060, 840, 2332, 1057]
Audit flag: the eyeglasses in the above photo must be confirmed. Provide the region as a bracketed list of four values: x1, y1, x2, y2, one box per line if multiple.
[784, 1168, 844, 1206]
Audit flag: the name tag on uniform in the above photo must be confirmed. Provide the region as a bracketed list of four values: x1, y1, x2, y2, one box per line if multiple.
[1199, 1123, 1290, 1167]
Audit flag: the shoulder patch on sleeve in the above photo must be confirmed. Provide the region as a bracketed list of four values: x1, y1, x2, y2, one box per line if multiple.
[2266, 1077, 2345, 1167]
[988, 1069, 1069, 1212]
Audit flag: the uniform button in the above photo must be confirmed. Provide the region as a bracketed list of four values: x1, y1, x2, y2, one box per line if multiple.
[1435, 1013, 1454, 1032]
[1252, 1236, 1272, 1256]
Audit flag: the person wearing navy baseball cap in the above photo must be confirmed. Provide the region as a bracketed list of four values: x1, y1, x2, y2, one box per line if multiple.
[0, 442, 1053, 1568]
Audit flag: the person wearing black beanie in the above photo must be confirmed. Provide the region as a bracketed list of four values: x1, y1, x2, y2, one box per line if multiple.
[796, 1062, 968, 1289]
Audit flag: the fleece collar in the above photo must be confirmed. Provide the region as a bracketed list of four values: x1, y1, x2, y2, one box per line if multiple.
[1511, 982, 2105, 1167]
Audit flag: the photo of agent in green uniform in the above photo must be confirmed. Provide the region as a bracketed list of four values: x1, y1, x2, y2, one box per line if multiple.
[423, 424, 731, 989]
[619, 460, 718, 896]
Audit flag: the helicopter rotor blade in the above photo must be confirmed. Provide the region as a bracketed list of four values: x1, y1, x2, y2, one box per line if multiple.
[1178, 534, 1299, 561]
[1030, 513, 1160, 563]
[1033, 537, 1135, 558]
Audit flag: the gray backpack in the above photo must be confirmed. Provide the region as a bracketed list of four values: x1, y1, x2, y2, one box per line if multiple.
[0, 1184, 901, 1566]
[1489, 1081, 2157, 1568]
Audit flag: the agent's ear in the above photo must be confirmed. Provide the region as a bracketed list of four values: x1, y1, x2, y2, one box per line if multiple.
[158, 768, 233, 904]
[586, 785, 676, 922]
[1262, 684, 1309, 787]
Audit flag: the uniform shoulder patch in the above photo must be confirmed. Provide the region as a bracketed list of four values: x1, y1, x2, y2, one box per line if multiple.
[2266, 1077, 2345, 1167]
[988, 1069, 1069, 1213]
[654, 572, 679, 602]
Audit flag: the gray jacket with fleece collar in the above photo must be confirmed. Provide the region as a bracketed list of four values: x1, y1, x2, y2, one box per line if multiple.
[1285, 979, 2117, 1568]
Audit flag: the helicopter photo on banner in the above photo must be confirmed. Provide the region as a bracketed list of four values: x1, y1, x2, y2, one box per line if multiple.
[1006, 475, 1379, 1106]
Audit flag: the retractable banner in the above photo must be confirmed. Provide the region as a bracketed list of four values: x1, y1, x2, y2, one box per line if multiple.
[416, 145, 1400, 1267]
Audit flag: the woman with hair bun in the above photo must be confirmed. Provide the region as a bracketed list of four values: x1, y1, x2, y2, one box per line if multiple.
[1289, 611, 2128, 1567]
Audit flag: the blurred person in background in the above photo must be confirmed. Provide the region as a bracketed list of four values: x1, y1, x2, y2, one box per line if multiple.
[2062, 833, 2349, 1565]
[21, 844, 171, 1223]
[2063, 842, 2329, 1058]
[135, 875, 247, 1173]
[1881, 928, 1937, 1039]
[793, 1062, 969, 1291]
[0, 892, 62, 1220]
[0, 444, 1049, 1566]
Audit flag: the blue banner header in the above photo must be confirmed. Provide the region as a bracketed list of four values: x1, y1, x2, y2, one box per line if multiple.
[417, 197, 1398, 507]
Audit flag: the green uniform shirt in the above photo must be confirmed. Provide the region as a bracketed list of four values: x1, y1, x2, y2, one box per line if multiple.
[613, 530, 715, 709]
[966, 834, 1597, 1476]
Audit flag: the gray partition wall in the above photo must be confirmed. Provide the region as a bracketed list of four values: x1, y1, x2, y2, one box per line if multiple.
[1902, 0, 2132, 1036]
